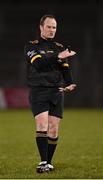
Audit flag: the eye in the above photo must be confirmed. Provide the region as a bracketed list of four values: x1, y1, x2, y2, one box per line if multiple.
[47, 26, 51, 29]
[47, 26, 56, 29]
[53, 26, 56, 29]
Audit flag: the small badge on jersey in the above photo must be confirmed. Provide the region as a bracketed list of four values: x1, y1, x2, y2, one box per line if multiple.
[27, 50, 37, 58]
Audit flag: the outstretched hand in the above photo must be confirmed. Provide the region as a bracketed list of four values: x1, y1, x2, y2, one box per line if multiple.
[59, 84, 77, 92]
[58, 49, 76, 59]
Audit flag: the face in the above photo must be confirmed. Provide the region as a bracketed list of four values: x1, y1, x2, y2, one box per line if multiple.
[40, 17, 57, 39]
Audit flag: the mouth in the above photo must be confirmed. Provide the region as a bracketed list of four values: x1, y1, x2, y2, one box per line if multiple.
[49, 33, 54, 36]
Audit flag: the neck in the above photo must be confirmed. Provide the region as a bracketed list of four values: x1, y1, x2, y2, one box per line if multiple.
[41, 35, 53, 41]
[41, 34, 47, 40]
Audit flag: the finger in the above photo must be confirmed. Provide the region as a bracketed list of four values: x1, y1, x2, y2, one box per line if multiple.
[64, 87, 70, 92]
[69, 85, 76, 91]
[72, 84, 77, 88]
[58, 87, 64, 92]
[71, 51, 76, 55]
[64, 86, 75, 92]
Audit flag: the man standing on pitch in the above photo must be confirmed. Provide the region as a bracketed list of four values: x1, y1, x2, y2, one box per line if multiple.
[24, 14, 76, 173]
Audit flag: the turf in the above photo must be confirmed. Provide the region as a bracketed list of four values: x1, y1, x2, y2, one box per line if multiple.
[0, 108, 103, 179]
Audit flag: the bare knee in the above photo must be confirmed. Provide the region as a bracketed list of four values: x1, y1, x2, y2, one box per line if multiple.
[48, 125, 57, 138]
[48, 116, 60, 138]
[35, 111, 48, 132]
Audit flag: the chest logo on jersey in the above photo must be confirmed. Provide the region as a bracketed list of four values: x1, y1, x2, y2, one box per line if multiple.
[39, 50, 46, 54]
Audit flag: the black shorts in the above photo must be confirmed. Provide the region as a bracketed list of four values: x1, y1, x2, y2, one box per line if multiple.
[29, 87, 64, 118]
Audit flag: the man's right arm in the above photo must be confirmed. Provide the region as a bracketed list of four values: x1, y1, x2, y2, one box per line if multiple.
[24, 42, 59, 68]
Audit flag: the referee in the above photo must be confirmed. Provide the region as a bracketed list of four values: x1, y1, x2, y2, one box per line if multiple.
[24, 14, 76, 173]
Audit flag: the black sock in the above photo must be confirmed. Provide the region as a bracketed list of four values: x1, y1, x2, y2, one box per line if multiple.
[48, 136, 58, 164]
[36, 131, 48, 162]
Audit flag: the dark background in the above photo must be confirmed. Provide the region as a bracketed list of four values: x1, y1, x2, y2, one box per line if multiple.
[0, 0, 103, 107]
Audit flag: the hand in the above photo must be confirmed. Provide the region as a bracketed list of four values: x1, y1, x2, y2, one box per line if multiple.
[59, 84, 77, 92]
[58, 49, 76, 59]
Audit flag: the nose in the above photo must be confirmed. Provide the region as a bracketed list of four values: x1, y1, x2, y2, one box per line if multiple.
[50, 30, 55, 34]
[50, 27, 55, 32]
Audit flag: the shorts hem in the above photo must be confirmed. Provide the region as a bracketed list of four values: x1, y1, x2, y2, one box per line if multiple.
[49, 113, 63, 119]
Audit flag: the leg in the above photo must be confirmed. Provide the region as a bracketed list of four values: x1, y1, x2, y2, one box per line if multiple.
[35, 111, 48, 162]
[47, 91, 63, 166]
[35, 111, 50, 173]
[47, 115, 60, 165]
[29, 88, 50, 172]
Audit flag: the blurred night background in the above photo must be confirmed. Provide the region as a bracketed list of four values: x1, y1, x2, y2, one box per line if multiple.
[0, 0, 103, 108]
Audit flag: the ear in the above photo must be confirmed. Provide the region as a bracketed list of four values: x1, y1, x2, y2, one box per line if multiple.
[40, 25, 43, 32]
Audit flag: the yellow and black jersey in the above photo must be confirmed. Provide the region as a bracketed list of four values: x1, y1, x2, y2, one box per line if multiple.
[24, 37, 73, 87]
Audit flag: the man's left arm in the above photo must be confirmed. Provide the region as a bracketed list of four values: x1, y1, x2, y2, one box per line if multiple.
[59, 61, 76, 92]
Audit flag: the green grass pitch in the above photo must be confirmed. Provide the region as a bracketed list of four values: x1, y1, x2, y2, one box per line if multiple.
[0, 108, 103, 179]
